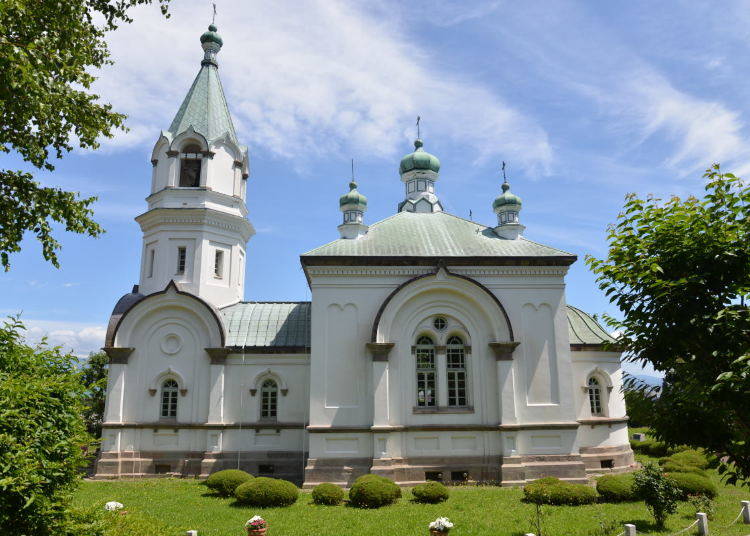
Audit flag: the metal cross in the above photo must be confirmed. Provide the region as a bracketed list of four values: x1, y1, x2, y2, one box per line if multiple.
[416, 116, 421, 139]
[212, 3, 217, 24]
[351, 158, 355, 180]
[502, 161, 507, 181]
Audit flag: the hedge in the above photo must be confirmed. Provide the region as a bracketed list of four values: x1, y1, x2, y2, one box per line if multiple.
[411, 481, 450, 504]
[667, 472, 718, 499]
[523, 477, 598, 506]
[205, 469, 253, 497]
[596, 473, 637, 502]
[659, 450, 709, 470]
[311, 483, 345, 506]
[234, 477, 299, 507]
[348, 475, 401, 508]
[660, 462, 708, 477]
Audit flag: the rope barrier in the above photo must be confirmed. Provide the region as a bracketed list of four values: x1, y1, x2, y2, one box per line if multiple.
[664, 519, 699, 536]
[728, 507, 745, 526]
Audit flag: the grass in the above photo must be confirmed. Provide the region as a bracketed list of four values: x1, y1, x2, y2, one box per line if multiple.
[73, 460, 750, 536]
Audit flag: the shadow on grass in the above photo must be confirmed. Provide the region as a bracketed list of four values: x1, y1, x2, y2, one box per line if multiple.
[621, 518, 663, 532]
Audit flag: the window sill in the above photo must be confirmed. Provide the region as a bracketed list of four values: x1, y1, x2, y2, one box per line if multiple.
[413, 406, 474, 414]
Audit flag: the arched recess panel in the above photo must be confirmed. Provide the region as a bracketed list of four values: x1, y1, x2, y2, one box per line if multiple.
[324, 303, 362, 409]
[521, 303, 559, 405]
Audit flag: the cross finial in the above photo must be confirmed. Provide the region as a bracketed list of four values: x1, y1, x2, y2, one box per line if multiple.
[502, 161, 507, 182]
[212, 2, 217, 24]
[351, 158, 355, 180]
[416, 116, 421, 139]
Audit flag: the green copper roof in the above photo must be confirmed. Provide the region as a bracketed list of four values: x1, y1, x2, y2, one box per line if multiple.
[400, 139, 441, 174]
[566, 305, 617, 346]
[493, 181, 522, 210]
[167, 42, 237, 143]
[339, 180, 368, 208]
[221, 302, 311, 348]
[303, 211, 574, 258]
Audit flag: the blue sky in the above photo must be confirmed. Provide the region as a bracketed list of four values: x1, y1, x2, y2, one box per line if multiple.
[2, 0, 747, 376]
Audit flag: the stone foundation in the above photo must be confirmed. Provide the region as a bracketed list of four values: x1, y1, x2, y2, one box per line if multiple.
[579, 444, 636, 475]
[302, 457, 372, 488]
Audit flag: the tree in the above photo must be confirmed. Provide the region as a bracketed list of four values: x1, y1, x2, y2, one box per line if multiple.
[623, 387, 656, 428]
[632, 463, 682, 529]
[587, 164, 750, 485]
[0, 0, 170, 270]
[0, 317, 96, 534]
[80, 351, 109, 438]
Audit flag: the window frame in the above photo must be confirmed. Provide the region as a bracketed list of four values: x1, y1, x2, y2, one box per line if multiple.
[160, 379, 179, 419]
[260, 379, 278, 420]
[587, 376, 603, 416]
[446, 335, 468, 408]
[176, 246, 187, 275]
[415, 335, 437, 408]
[214, 249, 224, 279]
[178, 143, 203, 188]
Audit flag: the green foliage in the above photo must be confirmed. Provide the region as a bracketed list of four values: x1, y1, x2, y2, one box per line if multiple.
[595, 473, 637, 502]
[667, 472, 718, 499]
[587, 165, 750, 486]
[0, 0, 171, 269]
[632, 463, 682, 528]
[623, 388, 656, 428]
[348, 475, 401, 508]
[311, 483, 345, 506]
[411, 481, 450, 504]
[234, 477, 298, 507]
[79, 350, 108, 438]
[205, 469, 253, 498]
[522, 477, 598, 506]
[0, 317, 96, 534]
[660, 462, 708, 477]
[660, 449, 709, 469]
[688, 493, 716, 520]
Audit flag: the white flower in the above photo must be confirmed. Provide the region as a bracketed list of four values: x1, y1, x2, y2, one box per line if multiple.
[104, 501, 124, 511]
[428, 517, 454, 531]
[244, 515, 267, 528]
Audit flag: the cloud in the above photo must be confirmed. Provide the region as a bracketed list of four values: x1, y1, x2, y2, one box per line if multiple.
[22, 320, 106, 356]
[92, 0, 552, 174]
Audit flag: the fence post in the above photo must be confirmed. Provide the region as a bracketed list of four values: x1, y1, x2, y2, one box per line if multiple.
[742, 500, 750, 524]
[696, 512, 708, 536]
[624, 523, 636, 536]
[186, 531, 198, 536]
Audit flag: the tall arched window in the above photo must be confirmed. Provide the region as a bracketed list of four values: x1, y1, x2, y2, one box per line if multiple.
[588, 377, 602, 416]
[179, 143, 203, 187]
[260, 379, 278, 420]
[415, 335, 436, 407]
[446, 335, 467, 407]
[160, 379, 178, 419]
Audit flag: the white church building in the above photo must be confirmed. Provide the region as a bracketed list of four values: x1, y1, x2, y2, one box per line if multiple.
[96, 25, 634, 486]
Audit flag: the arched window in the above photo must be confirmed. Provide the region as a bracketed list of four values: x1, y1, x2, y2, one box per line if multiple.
[160, 379, 178, 419]
[179, 143, 203, 187]
[446, 335, 467, 407]
[588, 377, 603, 416]
[415, 335, 436, 407]
[260, 379, 278, 420]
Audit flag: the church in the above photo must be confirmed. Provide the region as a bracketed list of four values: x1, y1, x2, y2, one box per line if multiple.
[95, 24, 634, 486]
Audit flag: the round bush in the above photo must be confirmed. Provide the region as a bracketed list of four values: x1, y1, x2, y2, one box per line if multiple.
[596, 473, 636, 502]
[660, 461, 708, 477]
[660, 449, 709, 470]
[523, 478, 598, 506]
[411, 481, 450, 504]
[234, 477, 299, 507]
[205, 469, 253, 497]
[348, 474, 401, 508]
[667, 472, 718, 499]
[311, 482, 345, 506]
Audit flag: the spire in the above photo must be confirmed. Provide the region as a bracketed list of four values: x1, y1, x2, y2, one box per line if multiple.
[493, 162, 524, 239]
[338, 160, 368, 239]
[167, 24, 237, 143]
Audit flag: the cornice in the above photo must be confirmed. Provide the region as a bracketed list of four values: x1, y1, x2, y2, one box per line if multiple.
[136, 207, 254, 239]
[306, 267, 433, 277]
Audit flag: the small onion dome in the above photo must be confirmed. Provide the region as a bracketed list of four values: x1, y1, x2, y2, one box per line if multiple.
[399, 139, 440, 174]
[339, 180, 367, 209]
[200, 24, 223, 48]
[493, 181, 522, 210]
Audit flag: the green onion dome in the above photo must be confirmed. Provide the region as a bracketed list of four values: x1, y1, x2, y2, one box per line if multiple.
[399, 139, 440, 174]
[493, 181, 522, 210]
[339, 180, 368, 209]
[200, 24, 223, 48]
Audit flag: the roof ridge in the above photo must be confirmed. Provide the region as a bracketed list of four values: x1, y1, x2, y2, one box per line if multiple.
[517, 235, 576, 257]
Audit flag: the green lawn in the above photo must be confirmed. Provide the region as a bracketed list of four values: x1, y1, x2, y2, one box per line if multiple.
[73, 463, 750, 536]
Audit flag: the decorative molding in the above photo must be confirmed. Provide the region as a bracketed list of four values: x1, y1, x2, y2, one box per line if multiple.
[450, 267, 569, 277]
[102, 421, 306, 430]
[306, 267, 433, 277]
[151, 159, 158, 167]
[205, 347, 230, 364]
[305, 422, 581, 433]
[166, 150, 179, 157]
[488, 341, 520, 361]
[412, 406, 475, 414]
[251, 368, 289, 396]
[249, 388, 257, 397]
[577, 416, 629, 427]
[366, 342, 395, 361]
[102, 347, 135, 364]
[302, 255, 576, 268]
[179, 389, 188, 397]
[148, 389, 157, 397]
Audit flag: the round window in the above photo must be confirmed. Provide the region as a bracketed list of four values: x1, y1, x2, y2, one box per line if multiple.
[433, 317, 447, 331]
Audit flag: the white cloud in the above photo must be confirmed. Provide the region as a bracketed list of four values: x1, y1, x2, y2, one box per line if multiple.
[92, 0, 552, 174]
[22, 320, 106, 357]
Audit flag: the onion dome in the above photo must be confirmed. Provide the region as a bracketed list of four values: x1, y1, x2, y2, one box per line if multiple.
[200, 24, 223, 48]
[339, 180, 367, 209]
[493, 180, 522, 210]
[399, 139, 441, 175]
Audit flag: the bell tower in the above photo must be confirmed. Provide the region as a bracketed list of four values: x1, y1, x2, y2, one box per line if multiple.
[136, 24, 254, 308]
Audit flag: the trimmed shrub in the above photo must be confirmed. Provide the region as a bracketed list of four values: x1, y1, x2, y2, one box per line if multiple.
[667, 472, 718, 499]
[659, 450, 709, 470]
[311, 483, 345, 506]
[411, 481, 450, 504]
[348, 475, 401, 508]
[660, 462, 708, 477]
[633, 463, 682, 529]
[205, 469, 253, 497]
[234, 477, 299, 507]
[596, 473, 636, 502]
[523, 477, 598, 506]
